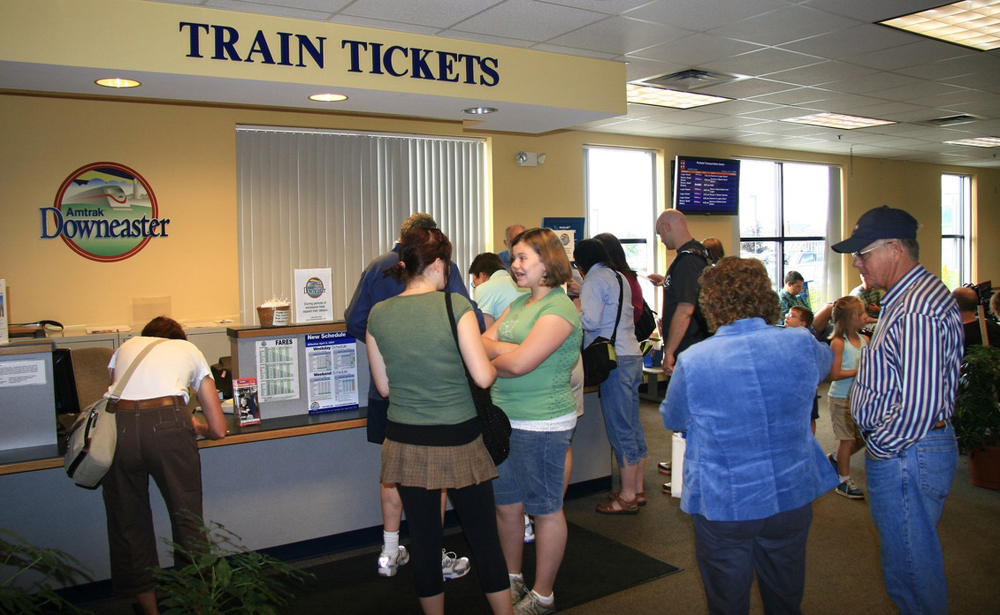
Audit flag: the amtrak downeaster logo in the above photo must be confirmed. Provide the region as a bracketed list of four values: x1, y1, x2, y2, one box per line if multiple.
[304, 277, 326, 299]
[40, 162, 168, 262]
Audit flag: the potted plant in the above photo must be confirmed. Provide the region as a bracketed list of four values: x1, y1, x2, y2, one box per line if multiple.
[152, 514, 313, 615]
[1, 528, 91, 614]
[953, 344, 1000, 489]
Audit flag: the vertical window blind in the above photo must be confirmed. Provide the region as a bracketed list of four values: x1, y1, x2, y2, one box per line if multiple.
[236, 126, 487, 324]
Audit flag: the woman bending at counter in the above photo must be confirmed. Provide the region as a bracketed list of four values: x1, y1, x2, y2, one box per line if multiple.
[366, 227, 513, 615]
[102, 316, 227, 615]
[483, 228, 582, 615]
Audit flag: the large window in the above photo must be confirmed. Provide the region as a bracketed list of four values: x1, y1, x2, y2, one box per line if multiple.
[584, 146, 658, 302]
[739, 160, 839, 308]
[941, 174, 971, 288]
[236, 127, 487, 325]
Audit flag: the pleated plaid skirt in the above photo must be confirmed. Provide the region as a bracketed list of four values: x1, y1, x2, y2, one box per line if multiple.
[380, 435, 498, 490]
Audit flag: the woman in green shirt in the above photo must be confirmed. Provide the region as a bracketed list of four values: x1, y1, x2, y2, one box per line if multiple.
[483, 228, 582, 615]
[367, 228, 513, 615]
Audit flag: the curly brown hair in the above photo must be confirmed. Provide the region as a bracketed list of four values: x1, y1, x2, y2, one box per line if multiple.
[700, 257, 782, 330]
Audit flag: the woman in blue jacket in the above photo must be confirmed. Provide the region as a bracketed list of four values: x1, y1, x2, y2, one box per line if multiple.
[661, 257, 836, 615]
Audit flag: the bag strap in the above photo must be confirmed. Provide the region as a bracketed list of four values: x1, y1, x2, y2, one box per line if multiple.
[105, 338, 168, 409]
[610, 271, 624, 345]
[444, 293, 478, 390]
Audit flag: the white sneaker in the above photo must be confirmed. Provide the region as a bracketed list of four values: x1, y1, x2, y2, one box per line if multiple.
[377, 545, 409, 577]
[523, 514, 535, 543]
[510, 574, 528, 604]
[442, 549, 471, 580]
[514, 590, 555, 615]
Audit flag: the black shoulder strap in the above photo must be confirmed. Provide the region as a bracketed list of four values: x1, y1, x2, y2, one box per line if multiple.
[611, 272, 624, 344]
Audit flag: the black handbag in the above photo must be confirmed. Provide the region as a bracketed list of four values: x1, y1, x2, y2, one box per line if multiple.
[635, 298, 657, 342]
[445, 293, 511, 466]
[582, 273, 623, 387]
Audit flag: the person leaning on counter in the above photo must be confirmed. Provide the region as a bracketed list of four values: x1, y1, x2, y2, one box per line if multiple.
[100, 316, 226, 615]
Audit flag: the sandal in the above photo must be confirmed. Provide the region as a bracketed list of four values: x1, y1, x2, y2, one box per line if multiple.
[609, 491, 646, 506]
[596, 493, 639, 515]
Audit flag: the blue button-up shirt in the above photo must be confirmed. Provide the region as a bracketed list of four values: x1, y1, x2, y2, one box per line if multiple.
[850, 264, 963, 459]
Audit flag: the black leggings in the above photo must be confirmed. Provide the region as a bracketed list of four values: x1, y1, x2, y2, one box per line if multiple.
[397, 481, 509, 598]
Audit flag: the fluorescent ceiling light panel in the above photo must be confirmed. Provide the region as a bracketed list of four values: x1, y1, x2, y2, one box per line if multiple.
[626, 84, 732, 109]
[879, 0, 1000, 51]
[782, 112, 895, 130]
[95, 78, 140, 88]
[309, 93, 348, 102]
[944, 136, 1000, 147]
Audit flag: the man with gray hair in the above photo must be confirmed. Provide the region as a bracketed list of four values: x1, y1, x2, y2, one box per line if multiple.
[497, 223, 526, 271]
[832, 205, 963, 614]
[345, 212, 483, 581]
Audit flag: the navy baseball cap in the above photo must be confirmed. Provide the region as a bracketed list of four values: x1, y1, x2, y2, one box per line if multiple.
[831, 206, 918, 254]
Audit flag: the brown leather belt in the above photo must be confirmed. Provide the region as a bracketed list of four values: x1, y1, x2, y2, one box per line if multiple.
[110, 395, 186, 412]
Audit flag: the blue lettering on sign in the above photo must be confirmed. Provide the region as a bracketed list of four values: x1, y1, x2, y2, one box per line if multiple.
[39, 207, 170, 239]
[176, 22, 500, 86]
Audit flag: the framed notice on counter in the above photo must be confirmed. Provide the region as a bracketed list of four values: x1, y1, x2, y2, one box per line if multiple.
[542, 217, 584, 263]
[304, 331, 359, 413]
[294, 268, 333, 323]
[255, 338, 300, 402]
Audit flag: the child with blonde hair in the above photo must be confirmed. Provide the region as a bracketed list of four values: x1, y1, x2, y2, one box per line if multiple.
[827, 295, 868, 499]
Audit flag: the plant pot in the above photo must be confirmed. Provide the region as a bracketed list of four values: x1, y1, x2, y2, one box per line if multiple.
[968, 444, 1000, 490]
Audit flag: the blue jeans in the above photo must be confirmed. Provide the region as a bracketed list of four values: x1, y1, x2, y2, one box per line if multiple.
[493, 427, 572, 516]
[598, 354, 647, 467]
[865, 424, 957, 614]
[692, 504, 813, 615]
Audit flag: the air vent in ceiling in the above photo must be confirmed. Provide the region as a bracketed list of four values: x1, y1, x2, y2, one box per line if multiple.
[638, 69, 744, 91]
[920, 114, 983, 127]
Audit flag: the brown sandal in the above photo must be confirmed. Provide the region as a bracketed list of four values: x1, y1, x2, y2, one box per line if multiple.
[609, 491, 646, 506]
[596, 493, 639, 515]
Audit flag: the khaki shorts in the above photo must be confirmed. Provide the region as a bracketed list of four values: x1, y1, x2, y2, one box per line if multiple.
[828, 396, 860, 441]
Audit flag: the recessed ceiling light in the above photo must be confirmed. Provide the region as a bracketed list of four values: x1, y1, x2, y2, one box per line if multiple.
[880, 0, 1000, 51]
[944, 136, 1000, 147]
[782, 112, 895, 130]
[309, 93, 348, 102]
[464, 107, 497, 115]
[95, 78, 141, 89]
[626, 84, 731, 109]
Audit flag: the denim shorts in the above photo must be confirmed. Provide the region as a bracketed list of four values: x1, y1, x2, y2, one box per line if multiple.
[493, 427, 572, 516]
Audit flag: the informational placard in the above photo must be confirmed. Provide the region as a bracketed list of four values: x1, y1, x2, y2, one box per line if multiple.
[304, 331, 359, 413]
[0, 279, 7, 345]
[542, 217, 585, 262]
[0, 360, 46, 387]
[255, 338, 300, 402]
[294, 268, 333, 323]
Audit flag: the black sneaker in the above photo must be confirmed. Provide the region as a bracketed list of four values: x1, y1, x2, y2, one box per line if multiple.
[657, 461, 672, 475]
[827, 452, 838, 472]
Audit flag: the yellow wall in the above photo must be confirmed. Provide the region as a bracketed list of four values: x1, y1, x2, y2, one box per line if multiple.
[2, 92, 997, 329]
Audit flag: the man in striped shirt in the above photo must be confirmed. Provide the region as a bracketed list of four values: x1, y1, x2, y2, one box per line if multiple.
[832, 206, 963, 615]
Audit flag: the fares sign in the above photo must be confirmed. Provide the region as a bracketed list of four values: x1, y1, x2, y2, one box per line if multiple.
[40, 163, 168, 262]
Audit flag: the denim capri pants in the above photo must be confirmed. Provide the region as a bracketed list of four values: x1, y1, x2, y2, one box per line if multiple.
[493, 427, 572, 516]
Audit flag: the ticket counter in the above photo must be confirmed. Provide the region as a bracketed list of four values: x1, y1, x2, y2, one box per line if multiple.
[0, 321, 611, 586]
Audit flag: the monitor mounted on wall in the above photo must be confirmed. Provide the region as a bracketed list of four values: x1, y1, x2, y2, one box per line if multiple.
[672, 156, 740, 215]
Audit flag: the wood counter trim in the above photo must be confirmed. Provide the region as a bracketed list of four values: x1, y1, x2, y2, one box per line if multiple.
[0, 416, 367, 476]
[227, 322, 348, 338]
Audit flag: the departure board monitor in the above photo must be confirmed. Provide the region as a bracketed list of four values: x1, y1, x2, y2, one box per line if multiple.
[672, 156, 740, 215]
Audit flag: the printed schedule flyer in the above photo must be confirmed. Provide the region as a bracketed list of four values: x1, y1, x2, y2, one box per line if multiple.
[255, 338, 300, 402]
[304, 331, 359, 413]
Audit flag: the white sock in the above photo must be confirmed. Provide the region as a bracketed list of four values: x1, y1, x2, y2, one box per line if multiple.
[509, 572, 523, 582]
[383, 530, 399, 554]
[531, 590, 554, 605]
[839, 474, 850, 483]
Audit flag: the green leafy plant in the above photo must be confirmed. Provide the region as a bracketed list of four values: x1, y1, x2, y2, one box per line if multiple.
[954, 344, 1000, 456]
[1, 528, 92, 615]
[153, 514, 313, 615]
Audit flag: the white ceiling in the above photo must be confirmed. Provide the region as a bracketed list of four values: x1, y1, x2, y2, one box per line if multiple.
[32, 0, 1000, 167]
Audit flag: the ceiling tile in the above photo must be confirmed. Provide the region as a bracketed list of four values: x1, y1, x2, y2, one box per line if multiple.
[842, 39, 971, 71]
[697, 77, 801, 99]
[330, 15, 443, 36]
[873, 81, 968, 103]
[821, 71, 924, 95]
[779, 24, 916, 59]
[701, 48, 825, 77]
[626, 33, 764, 65]
[621, 57, 691, 82]
[765, 61, 879, 86]
[541, 0, 653, 14]
[800, 0, 946, 23]
[449, 0, 606, 42]
[547, 16, 691, 55]
[340, 0, 499, 28]
[706, 5, 862, 47]
[530, 43, 618, 59]
[624, 0, 788, 33]
[748, 86, 832, 105]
